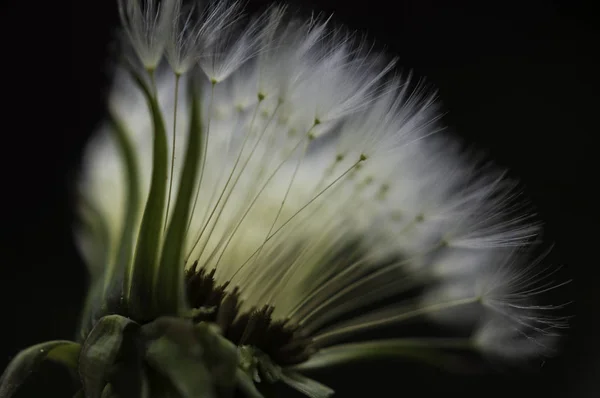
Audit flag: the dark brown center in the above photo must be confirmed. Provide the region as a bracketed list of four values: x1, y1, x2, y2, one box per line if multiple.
[184, 261, 314, 366]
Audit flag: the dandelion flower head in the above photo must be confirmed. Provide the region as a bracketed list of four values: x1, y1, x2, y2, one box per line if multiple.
[0, 1, 568, 397]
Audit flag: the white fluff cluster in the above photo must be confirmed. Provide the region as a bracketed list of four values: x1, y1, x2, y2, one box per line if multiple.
[78, 0, 566, 368]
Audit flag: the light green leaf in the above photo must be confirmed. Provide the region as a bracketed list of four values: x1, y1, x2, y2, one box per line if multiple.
[128, 67, 169, 321]
[78, 315, 138, 398]
[0, 340, 80, 398]
[108, 112, 141, 314]
[156, 77, 203, 316]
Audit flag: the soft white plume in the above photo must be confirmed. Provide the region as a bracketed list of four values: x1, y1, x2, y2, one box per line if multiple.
[79, 0, 566, 366]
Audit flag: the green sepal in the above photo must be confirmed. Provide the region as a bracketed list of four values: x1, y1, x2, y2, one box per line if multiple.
[108, 112, 141, 314]
[78, 198, 112, 282]
[240, 347, 334, 398]
[234, 369, 264, 398]
[145, 336, 215, 398]
[127, 67, 169, 321]
[140, 317, 203, 398]
[0, 340, 80, 398]
[46, 342, 81, 369]
[141, 319, 238, 398]
[291, 338, 473, 372]
[180, 306, 215, 319]
[279, 371, 334, 398]
[101, 383, 116, 398]
[78, 315, 139, 398]
[194, 322, 238, 397]
[156, 75, 203, 316]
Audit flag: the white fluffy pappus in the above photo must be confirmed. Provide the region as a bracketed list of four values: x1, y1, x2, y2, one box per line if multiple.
[78, 0, 568, 386]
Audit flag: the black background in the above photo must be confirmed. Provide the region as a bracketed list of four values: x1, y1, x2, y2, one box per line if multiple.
[1, 0, 597, 396]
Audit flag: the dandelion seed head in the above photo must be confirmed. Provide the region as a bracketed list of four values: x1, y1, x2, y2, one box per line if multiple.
[0, 2, 571, 397]
[80, 0, 566, 380]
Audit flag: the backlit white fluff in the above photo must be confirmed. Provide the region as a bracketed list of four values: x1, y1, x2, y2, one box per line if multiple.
[118, 0, 176, 70]
[79, 0, 565, 371]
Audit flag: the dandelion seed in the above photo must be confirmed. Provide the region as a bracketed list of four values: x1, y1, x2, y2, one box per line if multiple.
[0, 1, 568, 397]
[118, 0, 177, 71]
